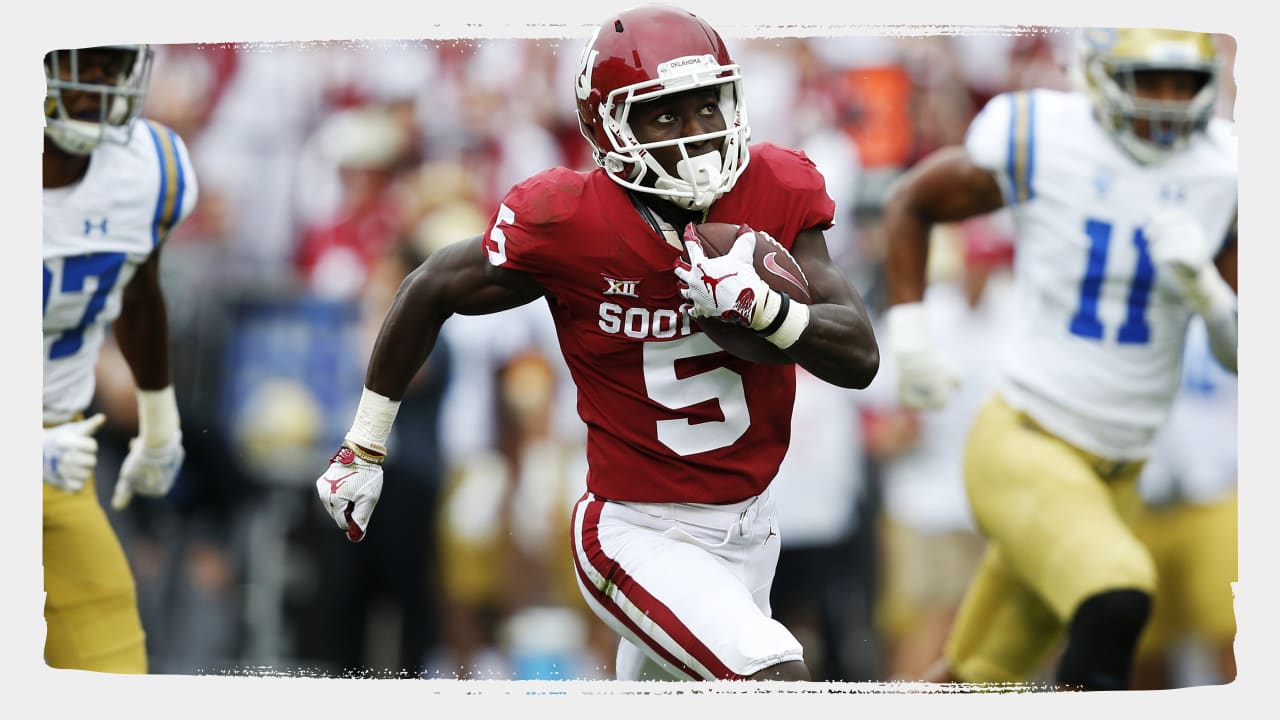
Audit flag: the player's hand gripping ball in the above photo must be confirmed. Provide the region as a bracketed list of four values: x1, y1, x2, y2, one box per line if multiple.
[676, 222, 810, 364]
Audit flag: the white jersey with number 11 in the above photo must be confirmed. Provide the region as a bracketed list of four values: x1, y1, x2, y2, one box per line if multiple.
[964, 89, 1236, 460]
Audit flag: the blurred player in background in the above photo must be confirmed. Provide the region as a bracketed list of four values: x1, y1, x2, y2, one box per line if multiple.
[767, 366, 868, 682]
[863, 219, 1015, 681]
[313, 4, 878, 681]
[881, 28, 1237, 690]
[1130, 315, 1237, 689]
[43, 45, 197, 671]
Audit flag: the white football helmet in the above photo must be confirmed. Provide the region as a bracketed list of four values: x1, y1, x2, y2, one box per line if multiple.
[574, 5, 751, 211]
[44, 45, 154, 155]
[1075, 28, 1220, 164]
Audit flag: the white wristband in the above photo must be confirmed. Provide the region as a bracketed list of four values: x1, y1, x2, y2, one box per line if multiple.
[885, 301, 929, 353]
[749, 288, 783, 332]
[764, 299, 810, 350]
[137, 386, 181, 447]
[345, 387, 401, 455]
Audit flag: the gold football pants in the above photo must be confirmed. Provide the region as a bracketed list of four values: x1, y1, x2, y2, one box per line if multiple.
[944, 394, 1156, 683]
[1132, 491, 1237, 659]
[43, 473, 147, 672]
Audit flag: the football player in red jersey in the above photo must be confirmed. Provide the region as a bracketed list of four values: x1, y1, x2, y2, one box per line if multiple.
[314, 5, 878, 681]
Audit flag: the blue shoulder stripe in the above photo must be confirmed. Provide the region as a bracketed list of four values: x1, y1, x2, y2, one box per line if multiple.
[143, 120, 187, 246]
[1004, 92, 1037, 204]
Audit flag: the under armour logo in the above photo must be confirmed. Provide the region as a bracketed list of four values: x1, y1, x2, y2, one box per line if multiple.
[1160, 183, 1187, 205]
[325, 471, 356, 495]
[698, 265, 738, 306]
[83, 218, 108, 236]
[763, 524, 778, 546]
[1093, 170, 1112, 199]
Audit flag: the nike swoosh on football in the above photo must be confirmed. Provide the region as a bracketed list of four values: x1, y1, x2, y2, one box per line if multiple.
[763, 252, 806, 294]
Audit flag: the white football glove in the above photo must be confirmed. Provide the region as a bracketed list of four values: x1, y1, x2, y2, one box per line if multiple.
[316, 444, 384, 542]
[1144, 208, 1232, 315]
[885, 302, 960, 411]
[112, 431, 185, 510]
[1144, 208, 1238, 371]
[674, 224, 779, 330]
[42, 413, 106, 493]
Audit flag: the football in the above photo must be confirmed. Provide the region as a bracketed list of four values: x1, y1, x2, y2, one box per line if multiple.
[681, 222, 811, 365]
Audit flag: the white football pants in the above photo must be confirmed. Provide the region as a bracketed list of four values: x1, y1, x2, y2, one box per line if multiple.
[570, 486, 803, 679]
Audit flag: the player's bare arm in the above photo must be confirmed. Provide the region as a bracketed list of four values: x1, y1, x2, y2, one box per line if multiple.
[1204, 227, 1239, 372]
[318, 235, 544, 542]
[363, 236, 545, 402]
[1215, 221, 1237, 293]
[110, 240, 186, 509]
[113, 248, 171, 390]
[784, 227, 879, 389]
[882, 146, 1006, 305]
[880, 146, 1005, 410]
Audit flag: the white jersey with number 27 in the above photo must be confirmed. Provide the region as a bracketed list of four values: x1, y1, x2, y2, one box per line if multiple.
[42, 120, 198, 424]
[964, 89, 1236, 461]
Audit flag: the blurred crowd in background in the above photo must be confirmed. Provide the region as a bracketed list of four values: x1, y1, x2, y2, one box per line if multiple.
[81, 27, 1239, 684]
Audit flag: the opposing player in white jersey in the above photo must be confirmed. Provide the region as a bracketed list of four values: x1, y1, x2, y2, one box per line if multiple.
[42, 45, 197, 672]
[1128, 314, 1237, 689]
[881, 28, 1237, 690]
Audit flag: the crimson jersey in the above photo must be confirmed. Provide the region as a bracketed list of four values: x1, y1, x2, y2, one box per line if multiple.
[482, 143, 835, 503]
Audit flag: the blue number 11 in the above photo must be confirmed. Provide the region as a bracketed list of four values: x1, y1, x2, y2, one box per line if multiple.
[1068, 218, 1154, 345]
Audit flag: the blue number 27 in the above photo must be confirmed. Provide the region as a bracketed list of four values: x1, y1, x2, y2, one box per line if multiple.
[43, 252, 127, 360]
[1068, 218, 1155, 345]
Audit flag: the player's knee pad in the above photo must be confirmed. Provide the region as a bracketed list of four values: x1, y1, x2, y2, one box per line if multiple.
[1055, 588, 1152, 690]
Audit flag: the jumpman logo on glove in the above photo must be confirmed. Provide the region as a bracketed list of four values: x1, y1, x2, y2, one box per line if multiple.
[697, 266, 739, 307]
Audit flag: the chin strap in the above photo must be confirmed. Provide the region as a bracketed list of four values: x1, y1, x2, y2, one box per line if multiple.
[45, 120, 103, 156]
[654, 151, 725, 211]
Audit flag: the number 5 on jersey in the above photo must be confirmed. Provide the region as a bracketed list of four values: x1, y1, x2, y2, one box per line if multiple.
[484, 204, 515, 266]
[644, 335, 749, 456]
